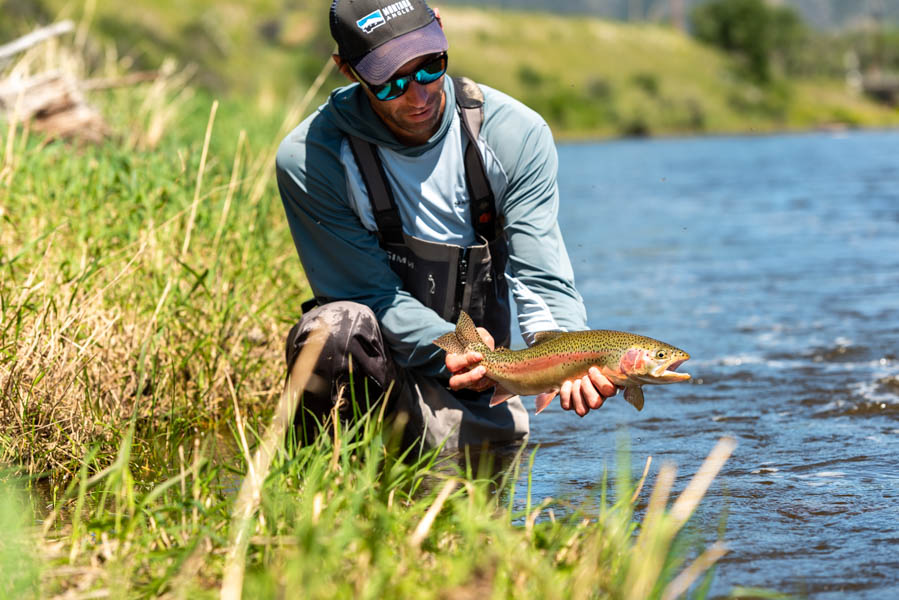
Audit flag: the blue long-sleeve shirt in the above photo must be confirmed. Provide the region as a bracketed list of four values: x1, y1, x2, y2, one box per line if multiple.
[276, 76, 587, 378]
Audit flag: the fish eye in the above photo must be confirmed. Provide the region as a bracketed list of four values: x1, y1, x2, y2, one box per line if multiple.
[656, 350, 666, 359]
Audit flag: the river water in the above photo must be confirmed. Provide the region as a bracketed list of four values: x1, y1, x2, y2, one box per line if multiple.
[520, 130, 899, 598]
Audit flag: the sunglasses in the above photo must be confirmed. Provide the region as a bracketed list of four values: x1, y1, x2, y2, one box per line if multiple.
[352, 53, 448, 101]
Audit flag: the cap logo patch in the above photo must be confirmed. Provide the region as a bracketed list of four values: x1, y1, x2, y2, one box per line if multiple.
[356, 1, 415, 34]
[357, 10, 386, 33]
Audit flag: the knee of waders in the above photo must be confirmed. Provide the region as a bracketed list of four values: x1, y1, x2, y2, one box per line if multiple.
[285, 301, 398, 439]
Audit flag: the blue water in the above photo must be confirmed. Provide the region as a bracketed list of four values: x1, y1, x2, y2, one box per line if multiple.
[521, 130, 899, 598]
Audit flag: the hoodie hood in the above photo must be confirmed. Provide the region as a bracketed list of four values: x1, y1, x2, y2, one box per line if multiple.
[325, 76, 457, 157]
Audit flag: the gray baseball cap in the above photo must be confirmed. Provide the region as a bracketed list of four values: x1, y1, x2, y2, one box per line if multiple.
[330, 0, 448, 85]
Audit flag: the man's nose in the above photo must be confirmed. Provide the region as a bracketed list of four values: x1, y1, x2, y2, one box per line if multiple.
[404, 80, 429, 105]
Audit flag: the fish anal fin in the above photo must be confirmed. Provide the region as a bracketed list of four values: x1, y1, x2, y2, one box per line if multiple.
[535, 390, 559, 414]
[433, 332, 464, 355]
[533, 330, 565, 345]
[489, 387, 518, 407]
[624, 386, 645, 412]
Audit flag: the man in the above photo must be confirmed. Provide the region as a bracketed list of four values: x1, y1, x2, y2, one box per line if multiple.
[276, 0, 617, 450]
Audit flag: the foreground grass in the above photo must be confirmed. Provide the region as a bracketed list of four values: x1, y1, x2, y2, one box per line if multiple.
[0, 36, 736, 599]
[2, 388, 735, 599]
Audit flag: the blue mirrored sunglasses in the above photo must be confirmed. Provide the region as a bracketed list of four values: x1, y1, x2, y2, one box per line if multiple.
[353, 53, 448, 101]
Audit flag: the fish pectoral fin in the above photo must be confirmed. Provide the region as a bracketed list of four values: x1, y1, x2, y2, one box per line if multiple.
[624, 386, 645, 412]
[489, 387, 518, 407]
[535, 390, 559, 415]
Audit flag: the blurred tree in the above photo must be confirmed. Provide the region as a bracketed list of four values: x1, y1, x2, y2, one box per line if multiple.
[691, 0, 806, 84]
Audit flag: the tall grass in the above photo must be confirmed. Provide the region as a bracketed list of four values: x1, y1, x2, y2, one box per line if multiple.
[4, 380, 735, 598]
[2, 33, 735, 599]
[0, 35, 320, 484]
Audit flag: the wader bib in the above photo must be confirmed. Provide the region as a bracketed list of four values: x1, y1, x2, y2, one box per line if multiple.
[346, 77, 511, 347]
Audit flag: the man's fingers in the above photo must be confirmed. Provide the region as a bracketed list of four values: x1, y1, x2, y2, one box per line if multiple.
[582, 375, 604, 410]
[588, 367, 617, 398]
[445, 351, 483, 373]
[572, 378, 587, 417]
[448, 365, 486, 391]
[560, 380, 572, 411]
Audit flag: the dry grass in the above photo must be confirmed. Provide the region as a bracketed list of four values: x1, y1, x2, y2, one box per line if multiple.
[0, 33, 319, 483]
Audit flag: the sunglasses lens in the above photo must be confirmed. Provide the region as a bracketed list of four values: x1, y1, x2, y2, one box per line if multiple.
[374, 77, 408, 101]
[370, 54, 447, 101]
[416, 56, 447, 84]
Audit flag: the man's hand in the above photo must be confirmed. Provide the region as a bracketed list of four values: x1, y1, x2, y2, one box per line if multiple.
[559, 366, 619, 417]
[446, 327, 495, 392]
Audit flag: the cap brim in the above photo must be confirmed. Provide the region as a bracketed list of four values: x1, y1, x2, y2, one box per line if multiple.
[353, 19, 448, 85]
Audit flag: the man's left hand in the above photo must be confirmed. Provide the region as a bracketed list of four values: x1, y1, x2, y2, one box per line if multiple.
[446, 327, 496, 392]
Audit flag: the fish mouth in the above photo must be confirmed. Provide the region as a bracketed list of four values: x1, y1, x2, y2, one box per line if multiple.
[650, 358, 691, 382]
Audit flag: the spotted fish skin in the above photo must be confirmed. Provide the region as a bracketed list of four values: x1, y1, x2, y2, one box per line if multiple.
[433, 311, 691, 414]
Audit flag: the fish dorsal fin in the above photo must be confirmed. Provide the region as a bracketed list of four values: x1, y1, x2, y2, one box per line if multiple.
[456, 310, 482, 345]
[624, 386, 645, 412]
[533, 330, 565, 345]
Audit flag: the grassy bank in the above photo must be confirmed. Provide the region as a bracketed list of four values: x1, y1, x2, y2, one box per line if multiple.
[0, 33, 743, 598]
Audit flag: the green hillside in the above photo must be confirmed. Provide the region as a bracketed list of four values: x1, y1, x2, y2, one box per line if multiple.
[442, 6, 899, 138]
[5, 1, 897, 139]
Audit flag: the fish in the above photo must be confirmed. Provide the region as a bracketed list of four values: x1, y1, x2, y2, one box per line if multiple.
[433, 311, 691, 414]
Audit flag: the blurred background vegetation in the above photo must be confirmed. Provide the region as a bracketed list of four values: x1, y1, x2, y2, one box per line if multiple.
[2, 0, 898, 139]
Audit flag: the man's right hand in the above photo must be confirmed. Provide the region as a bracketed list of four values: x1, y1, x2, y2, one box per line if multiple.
[559, 366, 619, 417]
[446, 327, 495, 392]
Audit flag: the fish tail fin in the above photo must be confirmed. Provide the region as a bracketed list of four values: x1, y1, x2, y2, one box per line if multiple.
[433, 331, 465, 355]
[455, 310, 482, 346]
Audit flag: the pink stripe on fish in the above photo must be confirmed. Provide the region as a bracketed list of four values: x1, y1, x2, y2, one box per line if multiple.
[493, 350, 611, 374]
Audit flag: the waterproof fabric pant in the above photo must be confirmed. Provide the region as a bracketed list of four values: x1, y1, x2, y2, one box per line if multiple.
[285, 301, 529, 451]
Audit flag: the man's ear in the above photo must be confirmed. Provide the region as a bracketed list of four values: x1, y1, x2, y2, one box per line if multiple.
[434, 7, 443, 29]
[332, 54, 357, 82]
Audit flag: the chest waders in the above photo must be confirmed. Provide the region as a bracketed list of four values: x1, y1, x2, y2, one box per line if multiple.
[347, 77, 512, 347]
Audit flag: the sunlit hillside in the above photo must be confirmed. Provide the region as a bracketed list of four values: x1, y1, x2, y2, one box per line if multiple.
[5, 1, 898, 138]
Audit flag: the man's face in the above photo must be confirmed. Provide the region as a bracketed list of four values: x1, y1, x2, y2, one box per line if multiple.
[359, 53, 447, 146]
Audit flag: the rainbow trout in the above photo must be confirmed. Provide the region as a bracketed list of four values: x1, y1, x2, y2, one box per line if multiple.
[434, 311, 691, 414]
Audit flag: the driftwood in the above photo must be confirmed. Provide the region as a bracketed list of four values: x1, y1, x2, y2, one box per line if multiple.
[0, 21, 157, 143]
[0, 70, 110, 143]
[0, 20, 74, 64]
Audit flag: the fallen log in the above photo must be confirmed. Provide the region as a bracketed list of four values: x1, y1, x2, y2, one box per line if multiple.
[0, 20, 74, 64]
[0, 70, 110, 142]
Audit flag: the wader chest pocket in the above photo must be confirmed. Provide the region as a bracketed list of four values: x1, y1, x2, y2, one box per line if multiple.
[385, 234, 510, 348]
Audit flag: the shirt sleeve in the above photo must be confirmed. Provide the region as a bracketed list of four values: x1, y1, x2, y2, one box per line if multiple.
[276, 114, 453, 377]
[481, 88, 589, 341]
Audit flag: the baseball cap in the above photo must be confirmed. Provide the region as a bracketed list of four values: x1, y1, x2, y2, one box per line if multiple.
[330, 0, 448, 85]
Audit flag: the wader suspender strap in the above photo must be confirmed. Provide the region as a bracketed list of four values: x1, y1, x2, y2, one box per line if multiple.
[453, 77, 500, 241]
[346, 135, 405, 245]
[346, 77, 498, 244]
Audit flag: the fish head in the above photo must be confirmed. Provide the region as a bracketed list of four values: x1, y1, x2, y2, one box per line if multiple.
[618, 341, 691, 385]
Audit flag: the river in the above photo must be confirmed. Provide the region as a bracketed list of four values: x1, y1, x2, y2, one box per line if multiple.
[520, 130, 899, 598]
